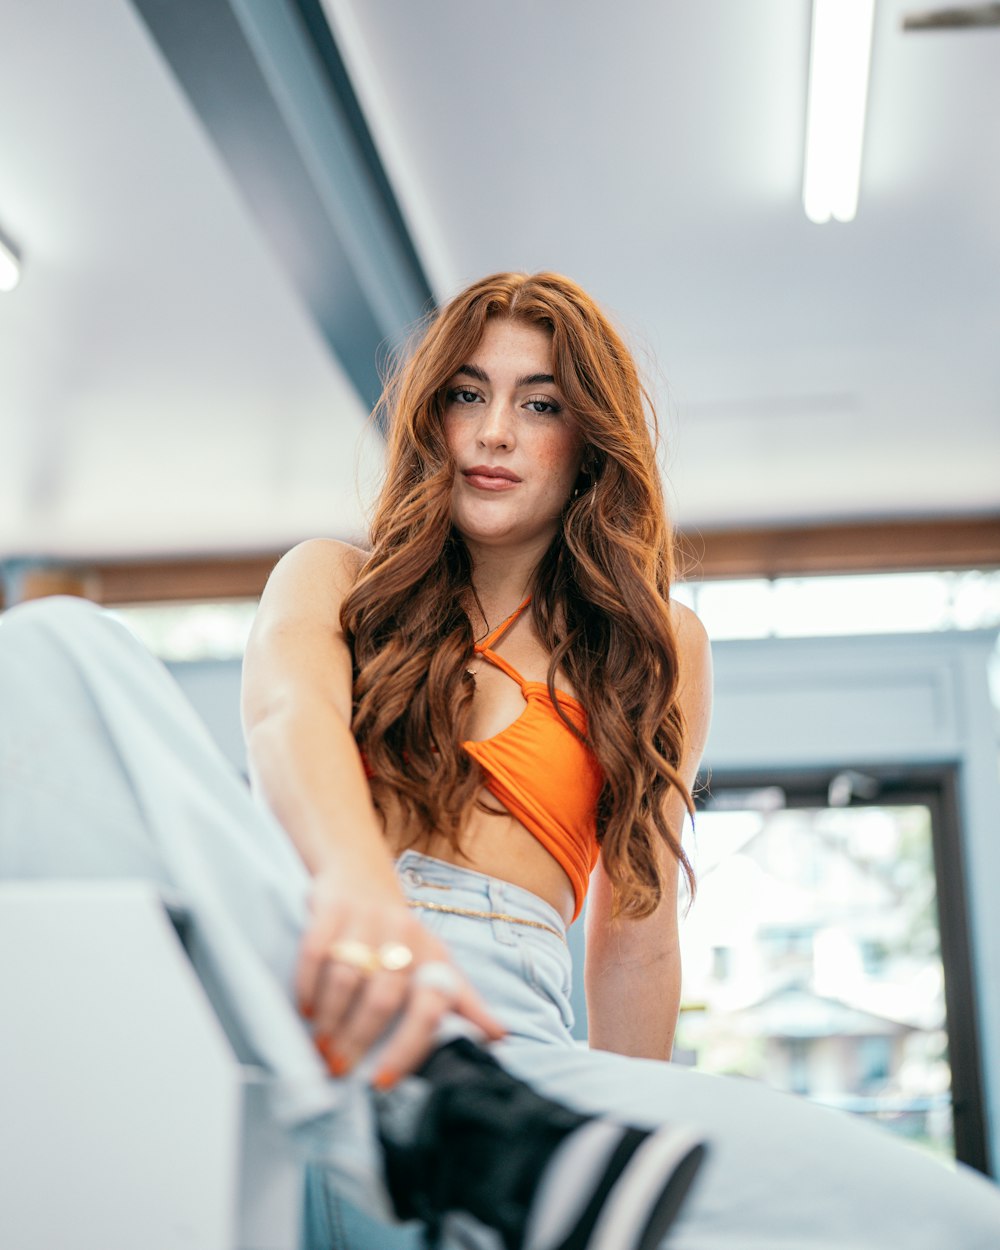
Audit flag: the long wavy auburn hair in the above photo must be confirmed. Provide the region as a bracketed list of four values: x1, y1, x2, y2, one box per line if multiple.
[341, 271, 695, 918]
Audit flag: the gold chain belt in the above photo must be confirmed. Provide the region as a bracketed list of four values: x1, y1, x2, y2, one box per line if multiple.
[407, 899, 566, 943]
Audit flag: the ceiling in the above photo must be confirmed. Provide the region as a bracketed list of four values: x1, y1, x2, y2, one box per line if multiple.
[1, 0, 998, 566]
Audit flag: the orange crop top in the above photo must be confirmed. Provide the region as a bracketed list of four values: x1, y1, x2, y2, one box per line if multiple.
[461, 599, 602, 921]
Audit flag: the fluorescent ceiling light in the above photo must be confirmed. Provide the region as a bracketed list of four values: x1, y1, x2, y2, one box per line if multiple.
[803, 0, 875, 224]
[0, 233, 21, 292]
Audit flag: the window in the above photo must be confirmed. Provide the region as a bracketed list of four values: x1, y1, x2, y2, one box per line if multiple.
[676, 771, 986, 1168]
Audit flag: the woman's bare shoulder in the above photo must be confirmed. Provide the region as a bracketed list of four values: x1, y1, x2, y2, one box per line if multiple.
[668, 598, 713, 728]
[669, 598, 710, 658]
[274, 536, 368, 581]
[243, 541, 368, 728]
[266, 538, 367, 603]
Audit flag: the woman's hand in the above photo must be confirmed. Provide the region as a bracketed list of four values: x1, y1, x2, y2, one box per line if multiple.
[296, 868, 506, 1089]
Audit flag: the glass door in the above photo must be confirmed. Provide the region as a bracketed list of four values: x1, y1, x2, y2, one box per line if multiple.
[675, 767, 987, 1172]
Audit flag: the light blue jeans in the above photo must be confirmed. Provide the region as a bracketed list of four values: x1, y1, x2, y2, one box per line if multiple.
[3, 595, 1000, 1250]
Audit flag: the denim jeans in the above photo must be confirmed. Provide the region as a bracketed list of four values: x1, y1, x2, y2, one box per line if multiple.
[3, 596, 1000, 1250]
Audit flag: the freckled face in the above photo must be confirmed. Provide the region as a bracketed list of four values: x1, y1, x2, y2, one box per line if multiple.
[442, 319, 583, 551]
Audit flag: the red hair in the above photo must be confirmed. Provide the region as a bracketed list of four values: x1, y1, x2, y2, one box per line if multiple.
[342, 272, 693, 917]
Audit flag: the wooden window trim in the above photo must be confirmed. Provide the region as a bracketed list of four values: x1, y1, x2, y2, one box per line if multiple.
[2, 516, 999, 608]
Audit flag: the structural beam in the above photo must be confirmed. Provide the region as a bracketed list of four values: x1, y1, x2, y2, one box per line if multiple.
[680, 516, 1000, 581]
[3, 517, 999, 610]
[130, 0, 435, 418]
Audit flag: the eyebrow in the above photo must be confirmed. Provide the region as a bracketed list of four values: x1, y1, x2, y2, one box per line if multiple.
[452, 364, 557, 388]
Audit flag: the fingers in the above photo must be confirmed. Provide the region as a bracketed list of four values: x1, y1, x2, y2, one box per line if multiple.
[311, 959, 368, 1043]
[295, 926, 338, 1020]
[295, 896, 508, 1085]
[368, 971, 507, 1090]
[367, 984, 454, 1088]
[308, 954, 507, 1087]
[305, 937, 410, 1061]
[328, 969, 409, 1068]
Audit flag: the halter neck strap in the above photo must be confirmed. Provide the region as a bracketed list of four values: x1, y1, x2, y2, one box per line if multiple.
[474, 596, 531, 652]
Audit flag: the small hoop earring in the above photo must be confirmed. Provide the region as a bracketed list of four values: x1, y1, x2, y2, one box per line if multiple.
[571, 445, 598, 506]
[569, 475, 596, 506]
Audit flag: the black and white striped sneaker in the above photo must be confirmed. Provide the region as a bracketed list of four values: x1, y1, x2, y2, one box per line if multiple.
[375, 1037, 707, 1250]
[524, 1116, 706, 1250]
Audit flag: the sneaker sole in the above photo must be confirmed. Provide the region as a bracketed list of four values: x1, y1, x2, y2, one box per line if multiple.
[584, 1126, 707, 1250]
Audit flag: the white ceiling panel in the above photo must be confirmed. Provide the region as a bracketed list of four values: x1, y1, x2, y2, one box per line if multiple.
[327, 0, 1000, 528]
[1, 0, 998, 563]
[0, 0, 377, 560]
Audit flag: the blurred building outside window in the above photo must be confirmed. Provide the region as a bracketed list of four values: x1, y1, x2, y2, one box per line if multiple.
[675, 801, 956, 1164]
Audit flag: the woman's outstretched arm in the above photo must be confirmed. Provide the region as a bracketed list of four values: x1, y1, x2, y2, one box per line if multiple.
[583, 602, 713, 1059]
[241, 538, 504, 1083]
[242, 539, 390, 882]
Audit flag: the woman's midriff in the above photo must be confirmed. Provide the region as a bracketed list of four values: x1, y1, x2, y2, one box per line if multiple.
[383, 800, 577, 927]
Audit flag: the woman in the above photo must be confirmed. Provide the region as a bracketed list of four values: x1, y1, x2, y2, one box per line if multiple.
[242, 273, 710, 1081]
[3, 272, 999, 1250]
[244, 271, 713, 1247]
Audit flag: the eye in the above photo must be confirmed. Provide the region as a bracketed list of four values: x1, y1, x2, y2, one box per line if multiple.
[524, 397, 562, 415]
[446, 387, 483, 406]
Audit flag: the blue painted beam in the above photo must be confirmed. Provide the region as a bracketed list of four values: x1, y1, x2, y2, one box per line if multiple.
[131, 0, 436, 423]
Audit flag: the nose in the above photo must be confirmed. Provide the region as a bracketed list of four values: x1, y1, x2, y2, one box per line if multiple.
[476, 399, 516, 452]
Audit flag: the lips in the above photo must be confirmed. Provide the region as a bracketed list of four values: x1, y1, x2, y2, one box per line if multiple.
[462, 465, 521, 491]
[464, 465, 520, 481]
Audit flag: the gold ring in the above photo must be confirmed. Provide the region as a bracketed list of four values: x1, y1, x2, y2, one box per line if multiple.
[327, 939, 380, 974]
[378, 941, 415, 972]
[327, 939, 415, 975]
